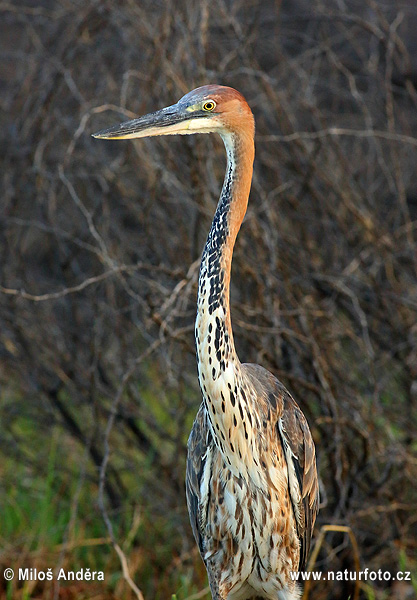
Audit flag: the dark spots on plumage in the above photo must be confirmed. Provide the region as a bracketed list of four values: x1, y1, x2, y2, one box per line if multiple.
[230, 442, 234, 453]
[228, 382, 232, 390]
[263, 420, 267, 429]
[246, 410, 253, 427]
[281, 507, 285, 517]
[221, 400, 225, 413]
[239, 403, 244, 420]
[268, 392, 277, 410]
[249, 511, 254, 527]
[243, 421, 248, 439]
[233, 414, 237, 427]
[232, 537, 238, 554]
[212, 404, 216, 415]
[216, 350, 221, 362]
[219, 496, 224, 505]
[201, 372, 205, 380]
[220, 360, 225, 371]
[209, 357, 212, 365]
[241, 388, 247, 401]
[208, 335, 211, 344]
[221, 430, 225, 441]
[238, 448, 242, 458]
[208, 323, 212, 333]
[261, 460, 266, 469]
[207, 250, 221, 281]
[212, 367, 216, 378]
[216, 422, 219, 430]
[221, 391, 225, 401]
[230, 391, 235, 407]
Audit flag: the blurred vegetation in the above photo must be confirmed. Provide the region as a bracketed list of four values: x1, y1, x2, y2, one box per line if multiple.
[1, 0, 417, 599]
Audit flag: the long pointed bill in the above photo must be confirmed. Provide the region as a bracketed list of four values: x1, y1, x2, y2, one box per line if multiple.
[92, 103, 218, 140]
[92, 104, 188, 139]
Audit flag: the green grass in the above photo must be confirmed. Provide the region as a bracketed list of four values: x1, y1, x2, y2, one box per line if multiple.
[0, 384, 206, 600]
[398, 550, 417, 597]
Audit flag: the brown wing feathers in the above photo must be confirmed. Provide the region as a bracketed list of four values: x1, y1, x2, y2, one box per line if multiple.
[278, 392, 319, 570]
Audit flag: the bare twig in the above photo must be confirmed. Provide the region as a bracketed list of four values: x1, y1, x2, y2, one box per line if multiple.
[259, 127, 417, 146]
[98, 340, 162, 600]
[303, 525, 361, 600]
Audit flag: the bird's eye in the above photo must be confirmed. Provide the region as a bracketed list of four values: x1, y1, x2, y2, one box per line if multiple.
[203, 101, 216, 112]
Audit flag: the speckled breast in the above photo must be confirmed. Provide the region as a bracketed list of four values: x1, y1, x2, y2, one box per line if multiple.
[201, 439, 301, 600]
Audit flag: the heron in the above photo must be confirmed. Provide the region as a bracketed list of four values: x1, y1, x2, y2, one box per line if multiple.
[93, 85, 319, 600]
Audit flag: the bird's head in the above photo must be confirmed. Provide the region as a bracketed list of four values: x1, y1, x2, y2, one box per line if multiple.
[92, 85, 254, 141]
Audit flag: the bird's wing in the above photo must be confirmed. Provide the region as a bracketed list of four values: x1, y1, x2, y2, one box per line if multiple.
[277, 388, 319, 571]
[243, 363, 319, 571]
[186, 403, 213, 555]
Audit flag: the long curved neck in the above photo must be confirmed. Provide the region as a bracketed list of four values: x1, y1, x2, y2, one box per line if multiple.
[195, 129, 254, 387]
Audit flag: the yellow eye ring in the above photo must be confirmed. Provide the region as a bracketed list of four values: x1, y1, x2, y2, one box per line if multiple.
[203, 101, 216, 112]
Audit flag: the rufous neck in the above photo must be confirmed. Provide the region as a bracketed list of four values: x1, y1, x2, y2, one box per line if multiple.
[219, 131, 255, 255]
[196, 129, 254, 359]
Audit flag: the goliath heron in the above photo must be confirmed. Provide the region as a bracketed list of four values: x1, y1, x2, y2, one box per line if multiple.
[93, 85, 319, 600]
